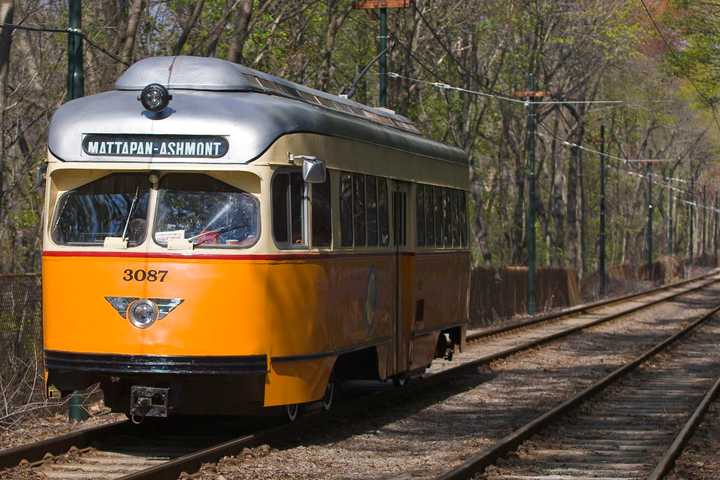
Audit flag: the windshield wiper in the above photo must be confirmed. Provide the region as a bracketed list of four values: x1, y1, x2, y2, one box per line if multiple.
[120, 186, 141, 242]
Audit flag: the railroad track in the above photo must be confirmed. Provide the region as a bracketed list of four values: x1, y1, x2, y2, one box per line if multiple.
[434, 304, 720, 480]
[1, 271, 718, 480]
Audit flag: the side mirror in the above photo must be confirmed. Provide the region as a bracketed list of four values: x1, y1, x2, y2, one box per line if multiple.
[302, 157, 326, 183]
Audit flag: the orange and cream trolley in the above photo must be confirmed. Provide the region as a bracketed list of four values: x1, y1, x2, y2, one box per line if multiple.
[42, 56, 470, 420]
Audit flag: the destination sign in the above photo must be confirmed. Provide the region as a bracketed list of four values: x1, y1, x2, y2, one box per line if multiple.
[82, 134, 229, 158]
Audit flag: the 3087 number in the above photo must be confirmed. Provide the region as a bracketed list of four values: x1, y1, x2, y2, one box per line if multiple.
[122, 269, 168, 282]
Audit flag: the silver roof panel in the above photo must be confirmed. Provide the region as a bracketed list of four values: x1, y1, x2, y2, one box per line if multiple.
[49, 56, 467, 164]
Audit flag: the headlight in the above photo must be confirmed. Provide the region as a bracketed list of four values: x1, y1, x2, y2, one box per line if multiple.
[139, 83, 172, 112]
[128, 299, 159, 329]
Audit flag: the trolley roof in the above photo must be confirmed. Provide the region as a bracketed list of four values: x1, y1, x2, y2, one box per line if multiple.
[48, 56, 468, 165]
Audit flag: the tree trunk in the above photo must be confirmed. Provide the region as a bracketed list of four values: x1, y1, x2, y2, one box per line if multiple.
[119, 0, 144, 68]
[227, 0, 253, 63]
[174, 0, 205, 55]
[567, 144, 580, 272]
[319, 0, 351, 91]
[205, 0, 247, 57]
[0, 0, 14, 215]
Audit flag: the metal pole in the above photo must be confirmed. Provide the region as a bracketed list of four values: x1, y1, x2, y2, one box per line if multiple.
[67, 0, 87, 423]
[526, 73, 537, 315]
[667, 177, 673, 256]
[713, 192, 720, 267]
[646, 163, 653, 278]
[66, 0, 84, 101]
[598, 125, 607, 296]
[378, 7, 388, 108]
[703, 186, 708, 256]
[689, 177, 694, 268]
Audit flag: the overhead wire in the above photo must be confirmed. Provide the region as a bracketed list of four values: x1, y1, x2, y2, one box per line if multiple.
[535, 126, 692, 185]
[535, 129, 720, 213]
[387, 71, 627, 106]
[0, 22, 128, 66]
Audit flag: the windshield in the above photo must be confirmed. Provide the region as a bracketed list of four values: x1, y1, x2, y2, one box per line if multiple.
[51, 173, 149, 246]
[154, 174, 259, 248]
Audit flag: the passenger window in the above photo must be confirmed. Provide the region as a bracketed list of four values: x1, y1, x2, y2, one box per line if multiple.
[425, 185, 435, 247]
[460, 191, 468, 247]
[312, 174, 331, 247]
[434, 187, 442, 247]
[353, 174, 366, 246]
[290, 173, 305, 245]
[443, 189, 451, 248]
[393, 190, 407, 247]
[340, 173, 353, 247]
[416, 184, 425, 247]
[272, 171, 306, 247]
[272, 173, 289, 243]
[378, 179, 390, 246]
[450, 189, 458, 247]
[366, 176, 378, 246]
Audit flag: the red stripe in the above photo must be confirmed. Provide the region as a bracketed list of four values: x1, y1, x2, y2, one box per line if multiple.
[42, 249, 468, 261]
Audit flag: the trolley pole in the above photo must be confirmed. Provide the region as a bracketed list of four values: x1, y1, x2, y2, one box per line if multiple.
[525, 73, 538, 315]
[598, 124, 607, 296]
[66, 0, 84, 101]
[646, 163, 653, 278]
[66, 0, 87, 424]
[378, 7, 388, 107]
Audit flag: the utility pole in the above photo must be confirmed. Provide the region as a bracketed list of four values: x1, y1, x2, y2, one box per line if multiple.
[525, 73, 538, 315]
[378, 7, 387, 107]
[352, 1, 409, 107]
[689, 177, 695, 268]
[66, 0, 84, 101]
[67, 0, 87, 424]
[646, 163, 653, 278]
[713, 192, 720, 267]
[667, 176, 673, 256]
[598, 124, 607, 296]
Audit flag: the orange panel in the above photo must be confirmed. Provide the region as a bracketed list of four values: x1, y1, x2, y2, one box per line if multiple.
[43, 252, 396, 405]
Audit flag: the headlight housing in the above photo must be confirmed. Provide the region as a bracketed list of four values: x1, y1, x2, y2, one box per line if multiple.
[139, 83, 172, 112]
[128, 299, 159, 329]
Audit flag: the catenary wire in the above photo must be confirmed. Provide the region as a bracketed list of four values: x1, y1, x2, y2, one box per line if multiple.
[0, 23, 129, 66]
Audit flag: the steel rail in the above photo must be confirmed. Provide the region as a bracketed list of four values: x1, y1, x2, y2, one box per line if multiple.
[99, 275, 720, 480]
[466, 269, 718, 342]
[1, 271, 717, 479]
[647, 373, 720, 480]
[0, 419, 128, 469]
[432, 304, 720, 480]
[455, 276, 719, 372]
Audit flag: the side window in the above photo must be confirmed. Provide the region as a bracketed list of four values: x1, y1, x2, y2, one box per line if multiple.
[339, 173, 390, 248]
[452, 189, 458, 247]
[460, 191, 468, 247]
[433, 187, 442, 247]
[416, 184, 425, 247]
[272, 173, 289, 243]
[353, 174, 366, 246]
[378, 178, 390, 246]
[340, 173, 353, 247]
[393, 190, 407, 247]
[425, 185, 435, 247]
[290, 173, 305, 245]
[272, 170, 306, 247]
[312, 174, 331, 247]
[366, 176, 379, 246]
